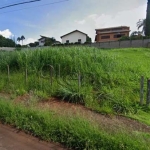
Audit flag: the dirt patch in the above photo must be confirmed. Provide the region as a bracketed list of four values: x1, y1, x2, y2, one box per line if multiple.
[0, 123, 67, 150]
[37, 98, 150, 133]
[1, 92, 150, 133]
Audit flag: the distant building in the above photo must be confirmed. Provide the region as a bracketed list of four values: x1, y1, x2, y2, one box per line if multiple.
[38, 35, 60, 46]
[61, 30, 88, 44]
[38, 35, 48, 46]
[95, 26, 130, 42]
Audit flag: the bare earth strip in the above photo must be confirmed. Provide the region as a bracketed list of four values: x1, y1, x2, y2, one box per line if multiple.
[0, 123, 67, 150]
[2, 92, 150, 133]
[37, 98, 150, 133]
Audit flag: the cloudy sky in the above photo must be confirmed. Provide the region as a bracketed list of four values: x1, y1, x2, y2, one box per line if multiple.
[0, 0, 147, 44]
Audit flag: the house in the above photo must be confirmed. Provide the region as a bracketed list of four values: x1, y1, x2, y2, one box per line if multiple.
[95, 26, 130, 42]
[38, 35, 48, 46]
[61, 30, 88, 44]
[38, 36, 60, 46]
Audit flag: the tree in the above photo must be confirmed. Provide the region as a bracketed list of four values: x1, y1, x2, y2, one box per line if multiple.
[130, 31, 142, 37]
[137, 19, 146, 34]
[119, 36, 130, 41]
[145, 0, 150, 36]
[44, 37, 56, 46]
[85, 36, 92, 44]
[0, 35, 15, 47]
[17, 37, 21, 44]
[20, 35, 25, 45]
[29, 41, 39, 47]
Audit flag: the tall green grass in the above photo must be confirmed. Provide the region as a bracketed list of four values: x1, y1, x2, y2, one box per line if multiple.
[0, 47, 150, 113]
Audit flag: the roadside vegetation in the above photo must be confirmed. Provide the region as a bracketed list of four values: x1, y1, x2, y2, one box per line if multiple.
[0, 46, 150, 149]
[0, 99, 150, 150]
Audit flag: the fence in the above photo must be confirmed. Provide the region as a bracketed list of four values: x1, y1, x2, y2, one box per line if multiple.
[140, 76, 150, 106]
[4, 64, 150, 106]
[90, 39, 150, 49]
[4, 64, 82, 100]
[1, 39, 150, 51]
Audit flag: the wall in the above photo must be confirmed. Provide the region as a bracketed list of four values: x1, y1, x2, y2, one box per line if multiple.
[90, 39, 150, 49]
[0, 47, 15, 51]
[39, 39, 45, 46]
[61, 32, 86, 44]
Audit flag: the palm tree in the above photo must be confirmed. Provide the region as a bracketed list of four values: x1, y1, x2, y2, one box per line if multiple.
[130, 31, 142, 37]
[145, 0, 150, 36]
[17, 37, 21, 44]
[137, 19, 146, 35]
[20, 35, 25, 45]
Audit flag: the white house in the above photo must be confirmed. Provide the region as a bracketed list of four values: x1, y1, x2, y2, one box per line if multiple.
[38, 35, 47, 46]
[61, 30, 87, 44]
[38, 35, 61, 46]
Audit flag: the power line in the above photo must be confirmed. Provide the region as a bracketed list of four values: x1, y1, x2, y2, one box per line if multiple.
[0, 0, 30, 7]
[0, 0, 69, 14]
[0, 0, 41, 8]
[0, 0, 41, 10]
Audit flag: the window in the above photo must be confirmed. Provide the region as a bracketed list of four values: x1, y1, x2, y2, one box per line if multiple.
[114, 34, 125, 38]
[66, 40, 69, 43]
[78, 39, 81, 43]
[101, 35, 110, 39]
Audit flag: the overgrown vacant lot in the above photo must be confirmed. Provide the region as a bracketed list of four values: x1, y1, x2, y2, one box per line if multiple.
[0, 47, 150, 149]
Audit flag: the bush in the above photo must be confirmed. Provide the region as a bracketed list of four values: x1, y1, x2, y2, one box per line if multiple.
[74, 42, 81, 45]
[84, 41, 91, 44]
[119, 36, 130, 41]
[119, 35, 150, 41]
[16, 44, 21, 47]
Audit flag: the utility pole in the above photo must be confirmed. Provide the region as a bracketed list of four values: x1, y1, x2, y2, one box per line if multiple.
[14, 35, 16, 47]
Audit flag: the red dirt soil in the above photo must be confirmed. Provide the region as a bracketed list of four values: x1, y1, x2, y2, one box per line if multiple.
[0, 123, 67, 150]
[14, 93, 150, 133]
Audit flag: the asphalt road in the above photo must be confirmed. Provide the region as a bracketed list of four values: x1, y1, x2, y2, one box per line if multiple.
[0, 123, 67, 150]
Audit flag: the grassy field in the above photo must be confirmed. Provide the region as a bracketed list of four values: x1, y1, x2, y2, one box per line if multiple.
[0, 47, 150, 114]
[0, 47, 150, 149]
